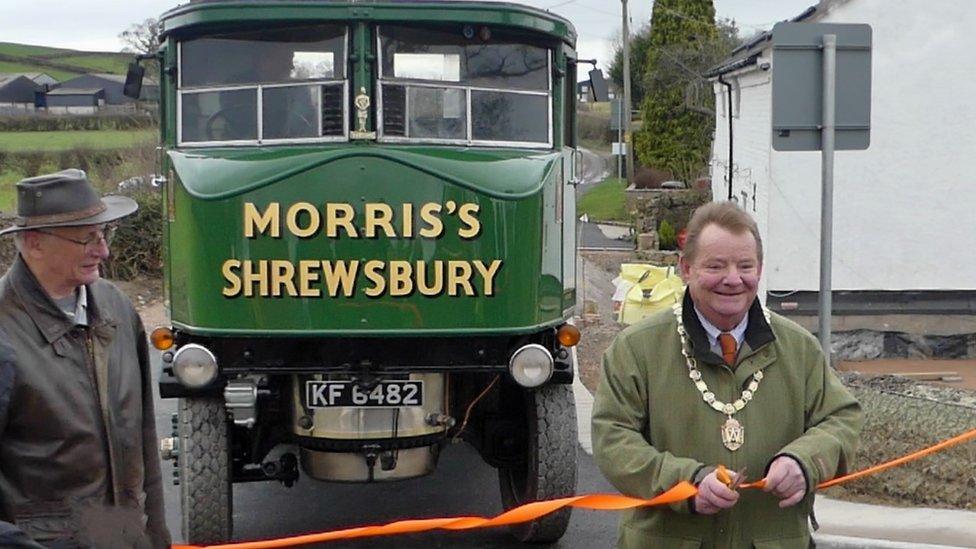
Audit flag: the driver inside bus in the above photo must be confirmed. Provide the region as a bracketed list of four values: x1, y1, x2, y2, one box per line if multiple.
[208, 43, 317, 141]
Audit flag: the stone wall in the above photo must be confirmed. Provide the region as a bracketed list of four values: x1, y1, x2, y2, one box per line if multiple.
[626, 188, 711, 254]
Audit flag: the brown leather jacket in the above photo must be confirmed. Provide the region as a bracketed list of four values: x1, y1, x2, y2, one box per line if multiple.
[0, 256, 170, 548]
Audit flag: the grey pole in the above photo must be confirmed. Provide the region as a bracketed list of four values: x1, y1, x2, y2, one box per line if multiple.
[617, 100, 623, 179]
[818, 34, 837, 359]
[621, 0, 633, 183]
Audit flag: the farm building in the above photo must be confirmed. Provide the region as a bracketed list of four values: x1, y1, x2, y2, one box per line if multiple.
[19, 72, 58, 88]
[44, 88, 105, 114]
[0, 74, 42, 112]
[58, 72, 158, 105]
[706, 0, 976, 318]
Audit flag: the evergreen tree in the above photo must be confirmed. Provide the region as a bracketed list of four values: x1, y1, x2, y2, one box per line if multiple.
[609, 24, 653, 106]
[634, 0, 721, 183]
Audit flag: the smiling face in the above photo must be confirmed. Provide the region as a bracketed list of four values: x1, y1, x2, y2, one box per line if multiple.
[21, 224, 111, 299]
[679, 223, 763, 331]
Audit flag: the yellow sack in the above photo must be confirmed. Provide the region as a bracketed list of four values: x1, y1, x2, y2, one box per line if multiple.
[617, 264, 685, 325]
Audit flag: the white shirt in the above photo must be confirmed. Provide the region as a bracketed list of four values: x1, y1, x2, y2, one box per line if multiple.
[56, 285, 89, 326]
[694, 307, 748, 359]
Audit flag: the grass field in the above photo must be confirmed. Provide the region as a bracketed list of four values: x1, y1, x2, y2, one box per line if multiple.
[0, 42, 72, 58]
[578, 177, 629, 222]
[0, 41, 129, 81]
[0, 130, 157, 151]
[0, 61, 77, 82]
[55, 54, 131, 75]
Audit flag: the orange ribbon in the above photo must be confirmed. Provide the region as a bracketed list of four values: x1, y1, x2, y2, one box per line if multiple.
[174, 426, 976, 549]
[173, 482, 697, 549]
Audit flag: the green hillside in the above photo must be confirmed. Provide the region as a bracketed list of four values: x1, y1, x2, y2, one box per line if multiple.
[0, 42, 73, 58]
[0, 42, 131, 82]
[0, 61, 75, 81]
[55, 54, 131, 75]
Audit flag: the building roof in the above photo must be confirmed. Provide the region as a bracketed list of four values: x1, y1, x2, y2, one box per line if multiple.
[90, 73, 127, 83]
[61, 73, 126, 84]
[704, 2, 828, 78]
[46, 87, 103, 96]
[0, 74, 34, 88]
[20, 72, 54, 81]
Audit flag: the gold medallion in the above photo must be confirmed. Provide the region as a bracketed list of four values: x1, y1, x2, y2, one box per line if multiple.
[721, 416, 744, 451]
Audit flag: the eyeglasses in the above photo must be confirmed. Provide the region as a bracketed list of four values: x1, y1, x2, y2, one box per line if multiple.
[35, 225, 117, 249]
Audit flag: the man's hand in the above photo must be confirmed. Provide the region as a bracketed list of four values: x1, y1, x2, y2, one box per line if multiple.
[693, 470, 740, 515]
[763, 456, 806, 508]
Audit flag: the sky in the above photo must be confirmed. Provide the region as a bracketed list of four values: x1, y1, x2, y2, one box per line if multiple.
[0, 0, 815, 73]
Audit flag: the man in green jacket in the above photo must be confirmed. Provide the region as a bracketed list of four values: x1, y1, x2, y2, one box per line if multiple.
[593, 201, 862, 548]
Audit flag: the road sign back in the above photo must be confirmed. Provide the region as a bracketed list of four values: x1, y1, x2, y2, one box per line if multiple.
[772, 23, 872, 151]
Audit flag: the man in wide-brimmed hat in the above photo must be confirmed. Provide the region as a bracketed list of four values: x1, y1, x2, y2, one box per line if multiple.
[0, 170, 170, 548]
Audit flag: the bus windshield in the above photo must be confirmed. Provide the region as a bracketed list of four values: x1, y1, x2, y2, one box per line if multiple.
[378, 25, 552, 148]
[178, 24, 347, 145]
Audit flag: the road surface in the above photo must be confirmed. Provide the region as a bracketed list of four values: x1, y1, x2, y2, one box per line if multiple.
[152, 355, 619, 548]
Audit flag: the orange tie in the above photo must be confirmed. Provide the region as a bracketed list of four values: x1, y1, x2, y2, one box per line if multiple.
[718, 332, 737, 366]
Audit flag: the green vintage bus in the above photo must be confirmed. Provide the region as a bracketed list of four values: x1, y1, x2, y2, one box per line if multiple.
[128, 0, 585, 543]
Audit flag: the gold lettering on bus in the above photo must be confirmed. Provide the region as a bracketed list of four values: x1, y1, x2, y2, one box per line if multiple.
[298, 260, 322, 297]
[363, 260, 386, 297]
[457, 203, 481, 239]
[322, 260, 359, 297]
[388, 260, 413, 296]
[401, 203, 414, 238]
[244, 203, 280, 238]
[419, 203, 443, 238]
[416, 260, 443, 296]
[326, 203, 358, 238]
[224, 201, 508, 299]
[222, 260, 243, 297]
[242, 260, 269, 297]
[365, 203, 396, 238]
[472, 259, 503, 296]
[447, 261, 475, 297]
[270, 260, 297, 297]
[221, 259, 503, 299]
[286, 202, 320, 238]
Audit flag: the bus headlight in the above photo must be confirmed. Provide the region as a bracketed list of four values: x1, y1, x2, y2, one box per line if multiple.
[172, 344, 218, 388]
[508, 344, 553, 388]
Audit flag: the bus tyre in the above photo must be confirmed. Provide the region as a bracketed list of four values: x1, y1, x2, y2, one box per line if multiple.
[498, 383, 578, 543]
[179, 397, 233, 544]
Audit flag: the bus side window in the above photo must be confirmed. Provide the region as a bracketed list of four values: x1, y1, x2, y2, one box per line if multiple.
[564, 59, 577, 148]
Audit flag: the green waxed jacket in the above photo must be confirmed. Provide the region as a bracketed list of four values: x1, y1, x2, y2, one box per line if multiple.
[592, 293, 863, 549]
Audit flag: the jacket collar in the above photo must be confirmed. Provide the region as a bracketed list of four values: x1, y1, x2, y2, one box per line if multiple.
[7, 254, 107, 344]
[681, 289, 775, 366]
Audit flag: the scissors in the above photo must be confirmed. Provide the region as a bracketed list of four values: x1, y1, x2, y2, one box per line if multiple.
[715, 465, 748, 490]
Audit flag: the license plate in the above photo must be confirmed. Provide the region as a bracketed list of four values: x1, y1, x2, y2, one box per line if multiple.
[305, 380, 424, 408]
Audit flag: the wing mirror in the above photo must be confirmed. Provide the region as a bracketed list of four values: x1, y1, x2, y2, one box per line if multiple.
[123, 62, 145, 99]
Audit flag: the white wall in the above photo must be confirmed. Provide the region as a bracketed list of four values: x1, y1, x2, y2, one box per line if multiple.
[711, 66, 774, 297]
[0, 103, 34, 112]
[46, 105, 98, 115]
[718, 0, 976, 292]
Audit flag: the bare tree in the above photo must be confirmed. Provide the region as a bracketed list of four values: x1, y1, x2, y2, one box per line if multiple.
[119, 18, 161, 56]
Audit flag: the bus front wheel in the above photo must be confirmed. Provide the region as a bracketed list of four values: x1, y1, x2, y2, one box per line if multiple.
[179, 397, 233, 544]
[497, 383, 578, 543]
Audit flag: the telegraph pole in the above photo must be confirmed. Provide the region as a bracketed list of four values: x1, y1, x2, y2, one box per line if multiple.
[621, 0, 634, 183]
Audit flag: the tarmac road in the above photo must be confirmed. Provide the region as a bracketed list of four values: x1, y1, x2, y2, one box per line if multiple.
[152, 354, 620, 548]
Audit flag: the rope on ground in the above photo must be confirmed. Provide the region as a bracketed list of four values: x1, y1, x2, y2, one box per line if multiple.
[173, 426, 976, 549]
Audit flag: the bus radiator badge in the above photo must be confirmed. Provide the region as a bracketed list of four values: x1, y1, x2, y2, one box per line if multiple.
[351, 87, 377, 140]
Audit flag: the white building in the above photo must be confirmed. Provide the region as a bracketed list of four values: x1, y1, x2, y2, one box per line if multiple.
[706, 0, 976, 316]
